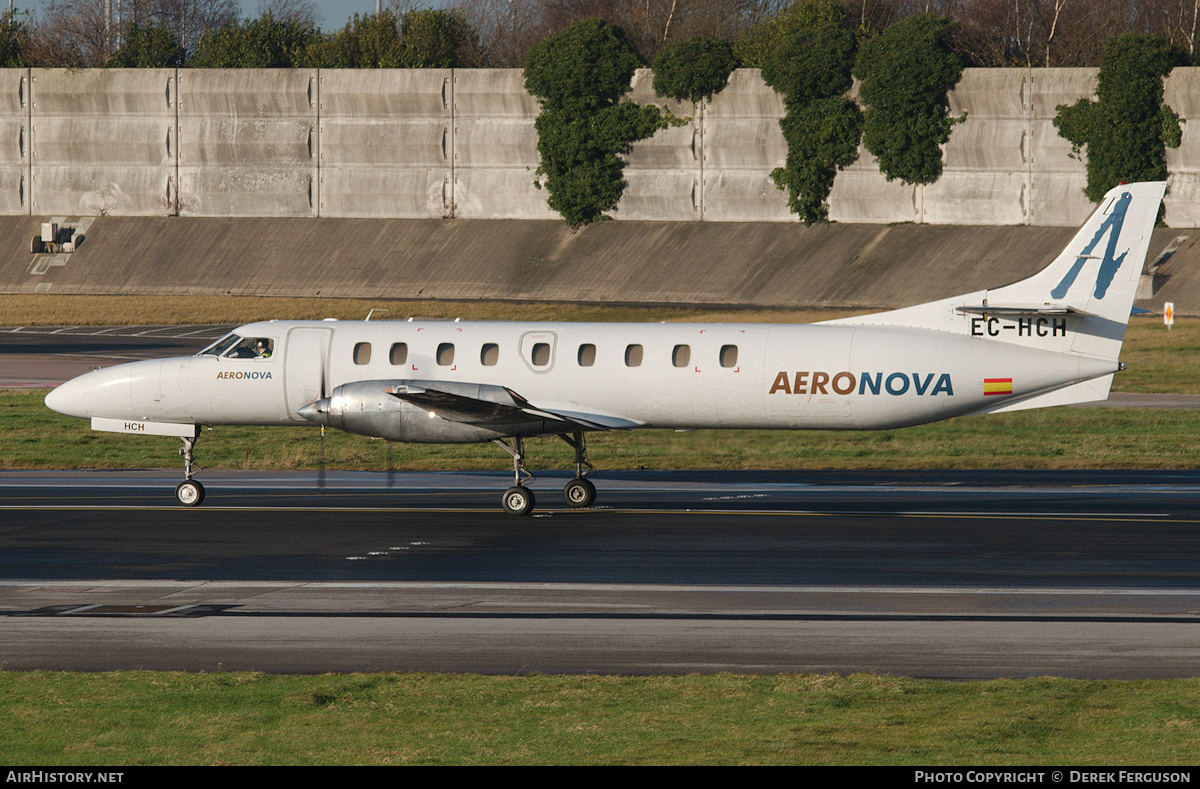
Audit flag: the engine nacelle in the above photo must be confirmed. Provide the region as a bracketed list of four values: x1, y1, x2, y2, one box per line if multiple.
[297, 380, 552, 443]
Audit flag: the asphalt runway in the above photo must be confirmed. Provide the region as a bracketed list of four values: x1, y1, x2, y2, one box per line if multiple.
[4, 325, 1200, 678]
[2, 469, 1200, 678]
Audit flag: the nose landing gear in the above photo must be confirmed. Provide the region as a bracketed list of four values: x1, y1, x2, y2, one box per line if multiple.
[175, 433, 205, 506]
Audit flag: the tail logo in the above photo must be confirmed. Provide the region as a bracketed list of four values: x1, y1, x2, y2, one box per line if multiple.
[1050, 191, 1132, 301]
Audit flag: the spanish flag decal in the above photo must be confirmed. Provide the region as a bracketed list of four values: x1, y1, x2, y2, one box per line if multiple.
[984, 377, 1013, 396]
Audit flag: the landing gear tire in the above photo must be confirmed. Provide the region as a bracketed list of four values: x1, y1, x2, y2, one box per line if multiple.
[502, 485, 535, 516]
[563, 478, 596, 508]
[176, 479, 205, 507]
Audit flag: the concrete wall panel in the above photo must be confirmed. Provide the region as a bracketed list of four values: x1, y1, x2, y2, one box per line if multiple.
[618, 171, 699, 221]
[452, 119, 538, 167]
[177, 69, 314, 117]
[452, 170, 555, 219]
[0, 70, 28, 215]
[452, 69, 540, 117]
[827, 166, 919, 224]
[942, 121, 1027, 171]
[177, 70, 315, 217]
[317, 70, 449, 218]
[701, 171, 793, 223]
[31, 69, 175, 215]
[622, 72, 700, 221]
[922, 172, 1027, 225]
[318, 169, 446, 218]
[7, 66, 1200, 225]
[33, 166, 169, 216]
[948, 69, 1028, 119]
[452, 69, 546, 219]
[179, 168, 313, 217]
[1029, 173, 1093, 227]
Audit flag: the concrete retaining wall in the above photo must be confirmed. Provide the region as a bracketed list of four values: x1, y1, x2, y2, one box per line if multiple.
[4, 215, 1199, 315]
[1, 66, 1197, 226]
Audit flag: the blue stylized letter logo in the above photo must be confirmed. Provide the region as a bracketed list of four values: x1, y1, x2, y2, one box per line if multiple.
[1050, 191, 1132, 300]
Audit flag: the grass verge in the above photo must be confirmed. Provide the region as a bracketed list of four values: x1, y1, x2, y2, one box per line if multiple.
[5, 389, 1200, 471]
[4, 672, 1200, 765]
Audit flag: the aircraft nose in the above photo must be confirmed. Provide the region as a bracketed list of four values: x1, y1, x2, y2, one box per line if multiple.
[297, 398, 331, 425]
[45, 375, 89, 418]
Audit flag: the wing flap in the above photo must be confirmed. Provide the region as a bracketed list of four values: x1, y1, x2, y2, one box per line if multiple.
[385, 380, 642, 431]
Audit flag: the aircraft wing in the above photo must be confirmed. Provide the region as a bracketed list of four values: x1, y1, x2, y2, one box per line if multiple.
[385, 381, 643, 431]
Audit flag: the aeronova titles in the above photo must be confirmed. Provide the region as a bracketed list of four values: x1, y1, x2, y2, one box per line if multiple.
[769, 371, 954, 397]
[215, 371, 273, 380]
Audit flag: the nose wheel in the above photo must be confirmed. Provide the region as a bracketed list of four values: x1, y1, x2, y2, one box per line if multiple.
[175, 479, 205, 506]
[176, 433, 205, 506]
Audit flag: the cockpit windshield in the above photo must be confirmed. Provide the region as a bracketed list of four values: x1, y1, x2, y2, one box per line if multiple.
[197, 334, 275, 359]
[198, 333, 241, 357]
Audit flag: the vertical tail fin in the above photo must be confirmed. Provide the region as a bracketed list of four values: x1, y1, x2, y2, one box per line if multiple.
[985, 180, 1165, 358]
[829, 181, 1167, 362]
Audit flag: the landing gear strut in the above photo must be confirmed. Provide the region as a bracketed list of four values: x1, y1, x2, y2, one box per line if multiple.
[494, 436, 535, 516]
[175, 434, 205, 506]
[559, 432, 596, 509]
[492, 432, 598, 515]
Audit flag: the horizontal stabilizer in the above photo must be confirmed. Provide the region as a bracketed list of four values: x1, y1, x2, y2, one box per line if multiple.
[955, 304, 1097, 317]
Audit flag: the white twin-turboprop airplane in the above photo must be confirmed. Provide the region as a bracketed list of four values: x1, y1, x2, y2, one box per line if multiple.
[45, 181, 1166, 514]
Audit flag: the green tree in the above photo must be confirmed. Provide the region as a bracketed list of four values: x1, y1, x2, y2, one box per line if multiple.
[854, 14, 964, 185]
[190, 13, 320, 68]
[107, 22, 185, 68]
[1055, 34, 1183, 203]
[761, 22, 861, 224]
[304, 12, 404, 68]
[652, 35, 737, 104]
[0, 11, 28, 68]
[735, 0, 844, 68]
[399, 9, 484, 68]
[525, 19, 667, 226]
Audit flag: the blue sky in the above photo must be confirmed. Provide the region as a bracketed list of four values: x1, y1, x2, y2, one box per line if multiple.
[309, 1, 387, 29]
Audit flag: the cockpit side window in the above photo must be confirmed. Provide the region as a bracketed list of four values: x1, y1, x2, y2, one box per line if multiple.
[221, 336, 275, 359]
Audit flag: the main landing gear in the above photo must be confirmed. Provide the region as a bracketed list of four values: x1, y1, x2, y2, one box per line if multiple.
[175, 434, 205, 506]
[493, 431, 596, 516]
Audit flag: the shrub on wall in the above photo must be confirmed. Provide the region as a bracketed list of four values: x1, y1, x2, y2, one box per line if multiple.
[651, 35, 737, 104]
[761, 22, 861, 224]
[525, 19, 666, 227]
[1054, 33, 1183, 203]
[854, 14, 964, 186]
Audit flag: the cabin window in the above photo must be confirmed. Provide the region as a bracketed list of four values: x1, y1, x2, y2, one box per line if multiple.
[578, 344, 596, 367]
[437, 343, 455, 366]
[531, 342, 550, 367]
[353, 342, 372, 365]
[625, 344, 643, 367]
[481, 343, 499, 366]
[672, 344, 690, 368]
[389, 342, 408, 365]
[720, 344, 738, 368]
